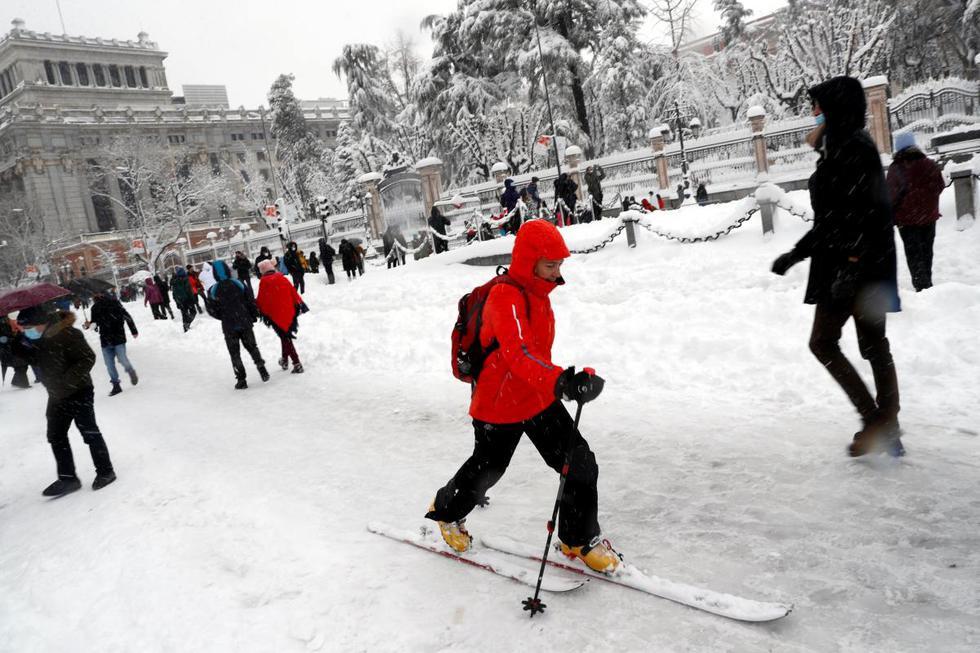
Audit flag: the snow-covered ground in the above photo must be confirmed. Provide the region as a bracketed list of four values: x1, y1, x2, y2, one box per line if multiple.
[2, 191, 979, 652]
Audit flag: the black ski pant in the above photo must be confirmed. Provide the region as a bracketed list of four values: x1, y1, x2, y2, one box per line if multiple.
[161, 301, 175, 319]
[177, 300, 196, 331]
[46, 387, 113, 479]
[225, 327, 265, 380]
[291, 272, 306, 294]
[324, 261, 335, 284]
[898, 224, 935, 292]
[150, 303, 165, 319]
[429, 401, 600, 547]
[809, 303, 900, 422]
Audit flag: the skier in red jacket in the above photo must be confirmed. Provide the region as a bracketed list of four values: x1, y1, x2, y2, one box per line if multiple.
[426, 220, 619, 573]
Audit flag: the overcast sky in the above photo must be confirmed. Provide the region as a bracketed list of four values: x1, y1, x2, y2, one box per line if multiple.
[8, 0, 787, 108]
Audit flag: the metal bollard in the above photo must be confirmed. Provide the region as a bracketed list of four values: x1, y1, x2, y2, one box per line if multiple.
[625, 217, 637, 248]
[758, 199, 777, 236]
[950, 169, 976, 227]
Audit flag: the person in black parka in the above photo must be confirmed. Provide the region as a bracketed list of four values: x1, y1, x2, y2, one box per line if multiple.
[318, 238, 336, 284]
[208, 260, 268, 389]
[771, 75, 903, 458]
[283, 241, 306, 294]
[232, 251, 254, 295]
[154, 274, 176, 319]
[339, 239, 358, 281]
[85, 292, 139, 396]
[429, 206, 452, 254]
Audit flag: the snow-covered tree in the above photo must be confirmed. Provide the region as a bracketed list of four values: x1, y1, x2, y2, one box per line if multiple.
[267, 74, 328, 213]
[713, 0, 753, 45]
[0, 189, 51, 287]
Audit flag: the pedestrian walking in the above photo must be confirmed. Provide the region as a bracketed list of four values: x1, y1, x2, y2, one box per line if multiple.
[207, 260, 268, 389]
[284, 241, 306, 293]
[339, 239, 357, 281]
[84, 291, 139, 396]
[429, 206, 452, 254]
[143, 277, 165, 319]
[256, 259, 308, 374]
[12, 304, 116, 496]
[585, 165, 605, 221]
[1, 314, 32, 388]
[154, 274, 176, 319]
[526, 176, 541, 213]
[318, 238, 336, 284]
[425, 220, 618, 572]
[887, 132, 945, 292]
[171, 267, 197, 332]
[187, 265, 204, 314]
[554, 173, 578, 225]
[232, 251, 254, 295]
[771, 75, 903, 458]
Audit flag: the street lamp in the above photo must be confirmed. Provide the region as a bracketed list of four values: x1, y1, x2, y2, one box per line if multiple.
[238, 223, 252, 258]
[175, 237, 188, 266]
[205, 231, 218, 260]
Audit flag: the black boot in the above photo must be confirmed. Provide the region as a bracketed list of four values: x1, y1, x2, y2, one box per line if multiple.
[234, 378, 248, 390]
[93, 471, 117, 490]
[43, 477, 82, 497]
[291, 363, 304, 374]
[109, 382, 123, 396]
[258, 366, 270, 382]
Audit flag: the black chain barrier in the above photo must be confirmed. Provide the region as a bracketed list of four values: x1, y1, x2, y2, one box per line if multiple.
[567, 222, 629, 254]
[776, 201, 813, 223]
[635, 207, 760, 244]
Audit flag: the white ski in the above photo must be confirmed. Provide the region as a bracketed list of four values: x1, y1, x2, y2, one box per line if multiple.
[367, 523, 586, 593]
[481, 535, 793, 622]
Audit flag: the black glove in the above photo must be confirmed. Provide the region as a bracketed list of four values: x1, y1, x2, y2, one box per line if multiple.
[298, 302, 309, 314]
[771, 251, 801, 276]
[555, 366, 605, 404]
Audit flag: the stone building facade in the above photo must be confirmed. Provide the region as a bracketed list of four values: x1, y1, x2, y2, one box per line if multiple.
[0, 18, 348, 281]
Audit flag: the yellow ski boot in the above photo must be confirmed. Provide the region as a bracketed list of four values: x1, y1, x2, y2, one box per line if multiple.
[428, 503, 472, 553]
[559, 536, 621, 573]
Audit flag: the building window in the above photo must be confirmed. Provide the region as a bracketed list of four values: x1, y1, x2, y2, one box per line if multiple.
[168, 134, 186, 144]
[0, 69, 12, 98]
[93, 65, 106, 87]
[251, 133, 265, 140]
[75, 63, 90, 86]
[80, 136, 101, 147]
[44, 60, 57, 84]
[139, 66, 149, 87]
[209, 152, 221, 175]
[108, 65, 121, 87]
[124, 65, 137, 88]
[88, 159, 117, 232]
[58, 61, 73, 85]
[256, 151, 266, 162]
[231, 133, 245, 141]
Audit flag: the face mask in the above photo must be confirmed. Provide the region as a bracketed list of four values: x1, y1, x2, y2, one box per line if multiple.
[814, 113, 826, 127]
[23, 327, 43, 340]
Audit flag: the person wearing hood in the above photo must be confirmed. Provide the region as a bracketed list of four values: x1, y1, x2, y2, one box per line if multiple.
[84, 291, 139, 396]
[429, 206, 452, 254]
[283, 241, 306, 294]
[143, 277, 165, 320]
[232, 251, 254, 295]
[154, 274, 175, 319]
[254, 246, 274, 276]
[526, 176, 541, 212]
[170, 267, 197, 332]
[338, 239, 357, 280]
[500, 178, 520, 214]
[208, 260, 269, 389]
[308, 251, 320, 274]
[554, 173, 578, 226]
[1, 314, 33, 388]
[12, 305, 116, 496]
[695, 182, 709, 206]
[771, 75, 903, 458]
[318, 238, 336, 284]
[887, 131, 945, 292]
[425, 220, 619, 573]
[255, 259, 308, 374]
[585, 165, 605, 221]
[382, 225, 399, 269]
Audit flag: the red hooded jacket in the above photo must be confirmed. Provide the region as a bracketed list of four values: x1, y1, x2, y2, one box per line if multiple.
[256, 271, 304, 335]
[470, 220, 570, 424]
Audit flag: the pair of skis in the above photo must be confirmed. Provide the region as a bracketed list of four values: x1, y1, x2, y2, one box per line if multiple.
[368, 522, 793, 622]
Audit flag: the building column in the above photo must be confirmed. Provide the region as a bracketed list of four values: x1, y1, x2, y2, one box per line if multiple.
[357, 172, 384, 239]
[415, 157, 444, 216]
[863, 76, 892, 155]
[747, 106, 769, 176]
[649, 127, 669, 190]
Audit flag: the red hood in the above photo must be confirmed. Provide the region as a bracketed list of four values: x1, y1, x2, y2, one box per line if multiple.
[509, 220, 570, 296]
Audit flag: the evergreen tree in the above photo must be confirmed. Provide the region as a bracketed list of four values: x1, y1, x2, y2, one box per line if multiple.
[267, 73, 326, 213]
[713, 0, 753, 45]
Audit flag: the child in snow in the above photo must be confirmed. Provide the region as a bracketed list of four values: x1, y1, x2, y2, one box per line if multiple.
[425, 220, 619, 573]
[12, 305, 116, 496]
[255, 259, 308, 374]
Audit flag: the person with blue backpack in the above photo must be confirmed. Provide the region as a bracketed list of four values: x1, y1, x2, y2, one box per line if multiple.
[425, 219, 620, 574]
[207, 260, 269, 389]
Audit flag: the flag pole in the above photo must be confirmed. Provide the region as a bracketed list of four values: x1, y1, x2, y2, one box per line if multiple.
[531, 5, 562, 180]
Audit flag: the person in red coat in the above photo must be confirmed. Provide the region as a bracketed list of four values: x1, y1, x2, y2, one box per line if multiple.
[887, 132, 945, 292]
[425, 220, 619, 573]
[255, 260, 308, 374]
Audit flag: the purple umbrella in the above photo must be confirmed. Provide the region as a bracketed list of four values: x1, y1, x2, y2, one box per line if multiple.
[0, 283, 71, 316]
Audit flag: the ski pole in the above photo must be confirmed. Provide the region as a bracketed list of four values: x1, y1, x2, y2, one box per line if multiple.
[522, 400, 584, 618]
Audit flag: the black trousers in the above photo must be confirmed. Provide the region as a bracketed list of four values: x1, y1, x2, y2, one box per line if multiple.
[150, 303, 165, 319]
[161, 302, 175, 319]
[433, 237, 449, 254]
[809, 303, 900, 422]
[291, 272, 305, 294]
[429, 401, 600, 546]
[898, 224, 936, 291]
[591, 195, 604, 221]
[46, 388, 113, 479]
[324, 261, 335, 284]
[177, 300, 196, 330]
[225, 327, 265, 380]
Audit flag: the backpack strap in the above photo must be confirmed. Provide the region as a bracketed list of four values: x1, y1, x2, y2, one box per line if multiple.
[479, 269, 531, 364]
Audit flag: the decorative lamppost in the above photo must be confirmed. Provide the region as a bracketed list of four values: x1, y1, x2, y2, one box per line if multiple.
[238, 224, 252, 258]
[205, 231, 218, 260]
[175, 237, 187, 266]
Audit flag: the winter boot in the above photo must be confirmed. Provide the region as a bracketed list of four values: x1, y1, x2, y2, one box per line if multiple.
[428, 502, 471, 553]
[42, 477, 82, 497]
[234, 378, 248, 390]
[258, 366, 270, 382]
[92, 471, 117, 490]
[128, 369, 139, 386]
[278, 357, 289, 370]
[109, 382, 123, 396]
[291, 363, 304, 374]
[559, 536, 621, 573]
[849, 412, 901, 458]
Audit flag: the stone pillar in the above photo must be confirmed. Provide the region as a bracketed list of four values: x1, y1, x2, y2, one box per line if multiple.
[747, 105, 769, 176]
[950, 169, 976, 228]
[649, 127, 669, 190]
[357, 172, 385, 239]
[415, 157, 444, 216]
[564, 145, 583, 200]
[863, 76, 892, 155]
[491, 162, 509, 184]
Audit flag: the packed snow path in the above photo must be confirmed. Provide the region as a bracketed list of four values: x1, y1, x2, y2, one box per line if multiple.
[2, 193, 979, 652]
